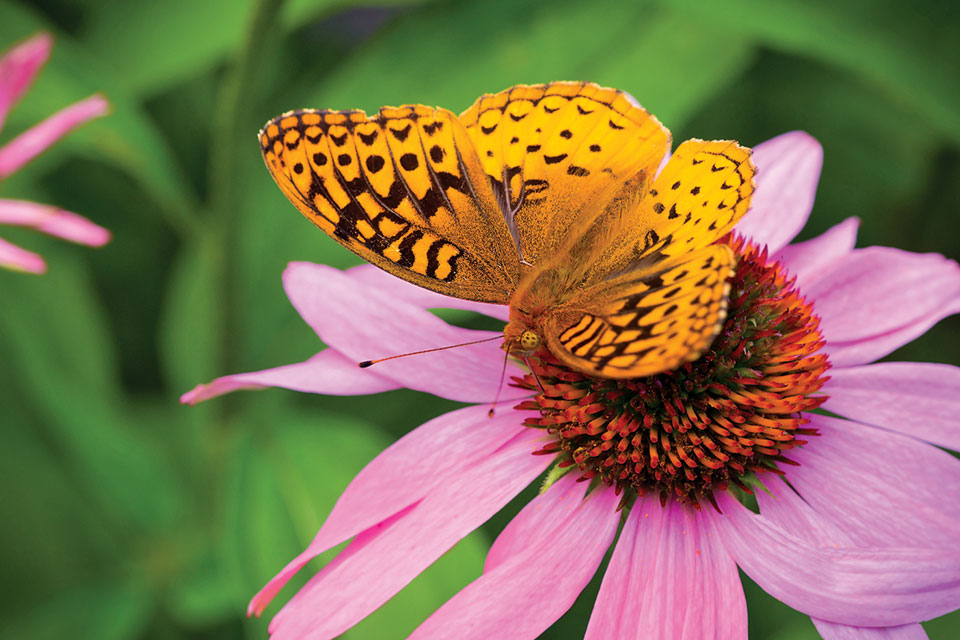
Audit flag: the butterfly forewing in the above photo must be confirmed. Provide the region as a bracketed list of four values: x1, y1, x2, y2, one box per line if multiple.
[459, 82, 671, 268]
[260, 107, 519, 303]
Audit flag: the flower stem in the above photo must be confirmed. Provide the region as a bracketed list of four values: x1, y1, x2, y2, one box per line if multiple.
[208, 0, 287, 381]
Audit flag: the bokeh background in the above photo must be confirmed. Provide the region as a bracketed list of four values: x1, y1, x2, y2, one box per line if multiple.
[2, 0, 959, 638]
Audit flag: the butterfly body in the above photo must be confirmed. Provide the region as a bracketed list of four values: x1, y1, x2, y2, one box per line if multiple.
[259, 82, 756, 379]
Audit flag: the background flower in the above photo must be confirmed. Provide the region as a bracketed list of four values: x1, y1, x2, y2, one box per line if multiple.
[0, 33, 109, 273]
[2, 2, 959, 639]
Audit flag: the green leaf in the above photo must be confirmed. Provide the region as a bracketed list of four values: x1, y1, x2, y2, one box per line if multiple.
[662, 0, 960, 143]
[0, 253, 183, 531]
[160, 238, 225, 392]
[288, 0, 753, 129]
[79, 0, 425, 97]
[0, 389, 116, 596]
[0, 581, 152, 640]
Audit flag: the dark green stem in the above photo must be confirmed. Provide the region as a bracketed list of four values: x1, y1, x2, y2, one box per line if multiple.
[208, 0, 287, 381]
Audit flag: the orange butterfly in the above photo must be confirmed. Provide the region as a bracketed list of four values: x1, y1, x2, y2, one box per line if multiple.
[259, 82, 755, 378]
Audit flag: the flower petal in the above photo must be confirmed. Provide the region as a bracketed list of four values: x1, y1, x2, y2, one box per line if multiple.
[248, 405, 531, 616]
[267, 428, 550, 640]
[825, 297, 960, 368]
[760, 479, 947, 638]
[180, 349, 399, 405]
[755, 476, 854, 546]
[586, 496, 747, 640]
[349, 264, 510, 321]
[409, 476, 619, 640]
[283, 262, 523, 403]
[710, 492, 960, 627]
[784, 414, 960, 548]
[801, 246, 960, 366]
[775, 217, 859, 290]
[0, 235, 45, 273]
[0, 199, 109, 246]
[823, 362, 960, 452]
[734, 131, 823, 253]
[0, 33, 51, 130]
[0, 94, 109, 179]
[813, 619, 928, 640]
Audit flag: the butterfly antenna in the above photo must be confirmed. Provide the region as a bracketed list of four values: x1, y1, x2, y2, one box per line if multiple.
[523, 357, 547, 393]
[488, 342, 513, 418]
[358, 335, 501, 368]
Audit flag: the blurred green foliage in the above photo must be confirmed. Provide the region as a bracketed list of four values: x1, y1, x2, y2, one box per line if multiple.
[1, 0, 958, 638]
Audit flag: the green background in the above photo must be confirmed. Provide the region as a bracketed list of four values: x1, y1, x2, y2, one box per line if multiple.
[1, 0, 958, 638]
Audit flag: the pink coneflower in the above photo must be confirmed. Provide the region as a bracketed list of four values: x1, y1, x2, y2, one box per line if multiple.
[0, 33, 110, 274]
[184, 131, 960, 638]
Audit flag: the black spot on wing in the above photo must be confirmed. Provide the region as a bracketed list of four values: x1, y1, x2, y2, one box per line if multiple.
[390, 124, 412, 141]
[365, 155, 385, 173]
[400, 153, 419, 171]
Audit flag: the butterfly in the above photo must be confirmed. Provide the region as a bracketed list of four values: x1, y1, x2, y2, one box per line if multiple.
[259, 82, 756, 379]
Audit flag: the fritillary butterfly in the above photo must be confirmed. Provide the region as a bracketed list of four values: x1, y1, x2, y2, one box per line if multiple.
[259, 82, 756, 378]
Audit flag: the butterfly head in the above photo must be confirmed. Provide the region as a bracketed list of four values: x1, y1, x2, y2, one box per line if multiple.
[518, 330, 541, 353]
[503, 315, 543, 357]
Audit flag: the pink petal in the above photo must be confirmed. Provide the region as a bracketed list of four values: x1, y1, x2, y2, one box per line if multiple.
[348, 264, 510, 321]
[709, 492, 960, 627]
[180, 349, 400, 405]
[586, 496, 747, 640]
[754, 476, 854, 546]
[813, 619, 928, 640]
[801, 247, 960, 366]
[0, 199, 109, 246]
[0, 235, 45, 273]
[825, 296, 960, 367]
[783, 414, 960, 548]
[775, 217, 859, 290]
[756, 478, 948, 637]
[267, 428, 550, 640]
[248, 404, 531, 616]
[0, 33, 51, 130]
[0, 94, 109, 179]
[823, 362, 960, 452]
[283, 262, 524, 403]
[734, 131, 823, 253]
[409, 476, 620, 640]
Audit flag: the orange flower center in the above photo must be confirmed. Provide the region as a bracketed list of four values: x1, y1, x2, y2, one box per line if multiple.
[515, 235, 830, 506]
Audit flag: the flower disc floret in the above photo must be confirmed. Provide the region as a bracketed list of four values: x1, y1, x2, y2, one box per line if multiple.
[518, 235, 830, 505]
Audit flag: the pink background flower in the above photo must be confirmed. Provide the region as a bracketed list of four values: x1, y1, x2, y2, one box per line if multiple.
[0, 33, 109, 274]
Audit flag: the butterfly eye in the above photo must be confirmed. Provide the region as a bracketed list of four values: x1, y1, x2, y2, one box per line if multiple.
[520, 331, 541, 351]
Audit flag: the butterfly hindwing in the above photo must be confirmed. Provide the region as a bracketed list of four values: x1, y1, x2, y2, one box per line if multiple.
[260, 106, 519, 303]
[459, 82, 671, 267]
[541, 244, 736, 378]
